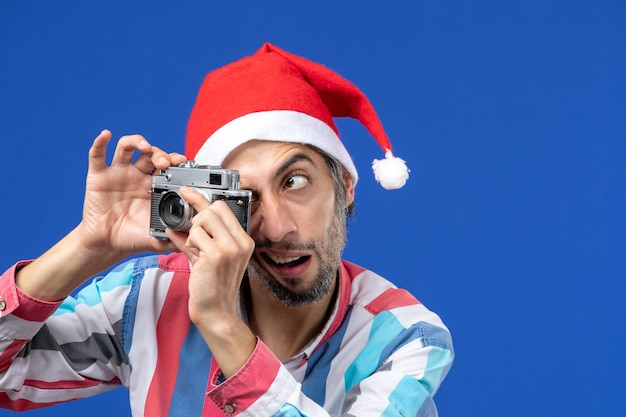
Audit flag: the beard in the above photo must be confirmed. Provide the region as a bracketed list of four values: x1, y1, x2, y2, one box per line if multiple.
[247, 208, 347, 308]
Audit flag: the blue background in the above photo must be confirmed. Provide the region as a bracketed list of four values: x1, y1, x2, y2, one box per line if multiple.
[1, 0, 625, 416]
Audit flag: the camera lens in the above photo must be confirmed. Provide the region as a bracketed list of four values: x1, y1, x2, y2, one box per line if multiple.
[158, 191, 195, 232]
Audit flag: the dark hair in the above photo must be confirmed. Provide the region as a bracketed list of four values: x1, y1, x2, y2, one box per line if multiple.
[310, 145, 356, 219]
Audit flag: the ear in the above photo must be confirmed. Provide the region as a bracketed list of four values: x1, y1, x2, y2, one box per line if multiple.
[343, 170, 355, 206]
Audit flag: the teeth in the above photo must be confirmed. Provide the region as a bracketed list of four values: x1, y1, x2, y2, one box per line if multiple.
[267, 254, 301, 264]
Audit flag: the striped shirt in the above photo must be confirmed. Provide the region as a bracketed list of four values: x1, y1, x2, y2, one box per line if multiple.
[0, 253, 453, 416]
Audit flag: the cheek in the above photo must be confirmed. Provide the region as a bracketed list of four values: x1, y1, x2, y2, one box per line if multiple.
[250, 201, 333, 234]
[298, 198, 336, 230]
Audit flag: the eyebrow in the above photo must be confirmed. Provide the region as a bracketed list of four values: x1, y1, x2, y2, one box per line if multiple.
[275, 152, 316, 178]
[246, 152, 317, 199]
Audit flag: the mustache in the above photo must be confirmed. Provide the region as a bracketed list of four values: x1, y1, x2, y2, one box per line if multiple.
[254, 238, 317, 252]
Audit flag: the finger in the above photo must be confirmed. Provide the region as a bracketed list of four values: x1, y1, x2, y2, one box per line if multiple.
[210, 201, 251, 238]
[88, 130, 113, 173]
[179, 186, 212, 211]
[180, 188, 251, 248]
[198, 202, 250, 245]
[183, 205, 254, 270]
[189, 202, 250, 248]
[150, 150, 188, 171]
[190, 207, 229, 240]
[182, 188, 249, 239]
[185, 221, 217, 254]
[132, 152, 158, 175]
[164, 229, 197, 259]
[133, 145, 169, 174]
[149, 146, 174, 171]
[111, 134, 152, 166]
[133, 148, 187, 175]
[169, 152, 188, 166]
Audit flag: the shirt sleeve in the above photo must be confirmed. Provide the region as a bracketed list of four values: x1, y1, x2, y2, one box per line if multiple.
[0, 261, 129, 411]
[204, 338, 294, 415]
[0, 261, 62, 370]
[203, 324, 453, 417]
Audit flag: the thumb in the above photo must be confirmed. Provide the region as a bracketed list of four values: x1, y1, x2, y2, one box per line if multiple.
[166, 229, 199, 262]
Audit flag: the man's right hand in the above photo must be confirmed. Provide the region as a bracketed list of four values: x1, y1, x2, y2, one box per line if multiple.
[77, 130, 186, 261]
[15, 130, 186, 301]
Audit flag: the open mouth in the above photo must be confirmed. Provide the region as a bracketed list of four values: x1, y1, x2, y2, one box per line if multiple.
[261, 252, 310, 268]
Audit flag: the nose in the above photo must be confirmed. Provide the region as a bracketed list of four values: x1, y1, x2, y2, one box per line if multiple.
[253, 195, 297, 243]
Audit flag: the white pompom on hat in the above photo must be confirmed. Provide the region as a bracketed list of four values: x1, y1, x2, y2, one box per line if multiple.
[186, 42, 409, 190]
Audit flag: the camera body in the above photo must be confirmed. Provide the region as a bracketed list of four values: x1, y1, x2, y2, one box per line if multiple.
[149, 161, 252, 240]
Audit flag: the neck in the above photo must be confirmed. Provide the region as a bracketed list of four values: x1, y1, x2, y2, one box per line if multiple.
[243, 274, 338, 362]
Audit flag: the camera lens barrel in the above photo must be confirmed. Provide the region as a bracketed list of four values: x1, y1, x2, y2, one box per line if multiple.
[158, 191, 196, 232]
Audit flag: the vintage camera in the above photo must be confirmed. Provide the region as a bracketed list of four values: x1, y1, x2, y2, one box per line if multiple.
[149, 161, 252, 240]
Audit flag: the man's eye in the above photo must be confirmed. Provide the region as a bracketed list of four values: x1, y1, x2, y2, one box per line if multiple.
[285, 175, 308, 190]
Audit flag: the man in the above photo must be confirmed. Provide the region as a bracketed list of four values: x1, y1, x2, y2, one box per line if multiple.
[0, 43, 453, 416]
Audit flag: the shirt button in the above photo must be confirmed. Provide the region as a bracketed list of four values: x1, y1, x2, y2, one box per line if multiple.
[224, 403, 236, 414]
[0, 300, 7, 311]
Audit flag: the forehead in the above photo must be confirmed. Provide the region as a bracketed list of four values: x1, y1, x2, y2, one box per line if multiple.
[222, 140, 325, 171]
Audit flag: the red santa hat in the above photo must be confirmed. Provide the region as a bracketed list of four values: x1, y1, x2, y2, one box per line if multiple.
[186, 42, 409, 190]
